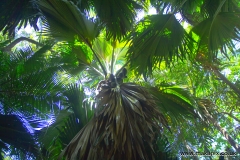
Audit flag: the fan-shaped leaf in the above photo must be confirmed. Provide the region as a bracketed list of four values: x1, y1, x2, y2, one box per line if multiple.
[149, 85, 199, 125]
[128, 14, 194, 76]
[92, 0, 143, 40]
[37, 0, 99, 45]
[192, 12, 240, 59]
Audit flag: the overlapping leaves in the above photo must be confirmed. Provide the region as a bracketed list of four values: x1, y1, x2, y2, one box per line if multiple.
[192, 12, 240, 59]
[0, 114, 39, 159]
[127, 14, 194, 76]
[0, 46, 64, 114]
[149, 84, 199, 125]
[37, 0, 99, 45]
[0, 0, 39, 36]
[0, 45, 72, 158]
[38, 84, 94, 159]
[92, 37, 129, 74]
[148, 84, 215, 156]
[92, 0, 143, 40]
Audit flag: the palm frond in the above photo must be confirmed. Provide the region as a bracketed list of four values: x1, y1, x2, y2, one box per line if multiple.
[150, 0, 204, 26]
[192, 12, 240, 59]
[149, 84, 199, 125]
[38, 84, 94, 159]
[151, 0, 201, 14]
[201, 0, 240, 18]
[37, 110, 72, 159]
[38, 111, 82, 159]
[19, 45, 52, 74]
[147, 84, 216, 156]
[59, 83, 169, 160]
[92, 37, 129, 75]
[92, 0, 143, 40]
[63, 84, 94, 124]
[36, 0, 99, 45]
[0, 46, 67, 116]
[72, 42, 93, 66]
[127, 14, 194, 76]
[0, 0, 39, 36]
[0, 114, 39, 158]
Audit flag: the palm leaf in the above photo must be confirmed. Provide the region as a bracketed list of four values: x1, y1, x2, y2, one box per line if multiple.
[192, 12, 240, 59]
[92, 0, 143, 40]
[71, 42, 93, 66]
[0, 46, 67, 116]
[59, 83, 169, 160]
[38, 111, 81, 159]
[37, 111, 69, 159]
[0, 0, 39, 36]
[0, 114, 39, 158]
[63, 84, 94, 124]
[39, 109, 92, 159]
[127, 14, 194, 76]
[201, 0, 240, 17]
[149, 84, 199, 125]
[38, 84, 94, 159]
[152, 0, 201, 13]
[36, 0, 99, 45]
[92, 37, 129, 75]
[148, 84, 216, 156]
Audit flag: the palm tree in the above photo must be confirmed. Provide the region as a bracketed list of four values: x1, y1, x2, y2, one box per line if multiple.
[33, 1, 210, 159]
[0, 0, 240, 159]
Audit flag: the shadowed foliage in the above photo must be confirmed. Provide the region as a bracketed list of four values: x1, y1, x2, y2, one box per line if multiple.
[0, 0, 39, 36]
[0, 114, 38, 159]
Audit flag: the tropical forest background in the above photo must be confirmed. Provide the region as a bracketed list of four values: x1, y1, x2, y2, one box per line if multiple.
[0, 0, 240, 159]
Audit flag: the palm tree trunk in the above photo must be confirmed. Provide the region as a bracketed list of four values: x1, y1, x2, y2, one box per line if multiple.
[208, 116, 240, 153]
[221, 112, 240, 123]
[212, 68, 240, 97]
[200, 61, 240, 97]
[202, 107, 240, 153]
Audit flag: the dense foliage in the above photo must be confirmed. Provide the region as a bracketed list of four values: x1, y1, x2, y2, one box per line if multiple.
[0, 0, 240, 159]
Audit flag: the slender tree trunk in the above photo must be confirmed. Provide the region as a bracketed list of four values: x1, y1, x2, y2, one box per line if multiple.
[208, 115, 240, 153]
[202, 106, 240, 153]
[200, 61, 240, 97]
[221, 112, 240, 123]
[212, 68, 240, 97]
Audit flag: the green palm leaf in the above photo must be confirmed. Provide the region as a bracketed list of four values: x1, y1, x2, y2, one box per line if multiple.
[201, 0, 240, 17]
[59, 83, 168, 160]
[63, 84, 94, 124]
[127, 14, 194, 76]
[37, 0, 99, 45]
[0, 46, 68, 116]
[92, 37, 129, 75]
[37, 110, 70, 159]
[149, 85, 199, 125]
[38, 84, 94, 159]
[92, 0, 143, 40]
[192, 12, 240, 59]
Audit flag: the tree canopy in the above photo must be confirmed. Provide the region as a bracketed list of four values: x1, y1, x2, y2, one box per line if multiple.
[0, 0, 240, 159]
